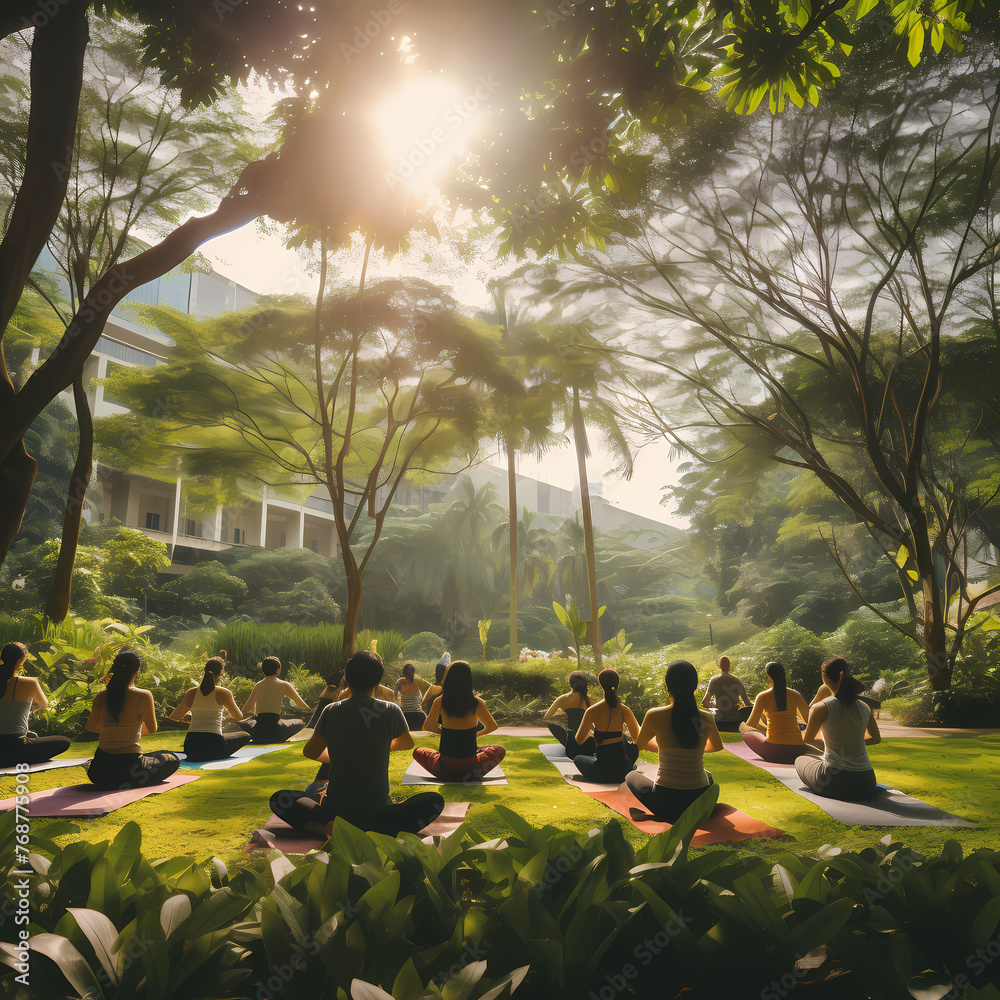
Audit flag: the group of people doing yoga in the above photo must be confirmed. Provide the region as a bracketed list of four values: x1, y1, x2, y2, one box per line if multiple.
[2, 632, 883, 831]
[542, 653, 882, 820]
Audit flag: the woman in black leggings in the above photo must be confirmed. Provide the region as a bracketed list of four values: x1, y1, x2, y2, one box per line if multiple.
[572, 669, 641, 783]
[85, 650, 180, 790]
[170, 657, 252, 761]
[626, 660, 723, 822]
[0, 642, 72, 767]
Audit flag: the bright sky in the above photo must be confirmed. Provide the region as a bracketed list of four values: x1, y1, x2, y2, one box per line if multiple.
[194, 72, 690, 528]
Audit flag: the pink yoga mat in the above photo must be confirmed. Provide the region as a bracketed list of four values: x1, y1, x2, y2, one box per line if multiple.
[0, 773, 200, 817]
[243, 801, 471, 853]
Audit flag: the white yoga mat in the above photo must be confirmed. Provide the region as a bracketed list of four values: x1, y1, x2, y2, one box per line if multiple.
[401, 759, 507, 786]
[724, 739, 973, 828]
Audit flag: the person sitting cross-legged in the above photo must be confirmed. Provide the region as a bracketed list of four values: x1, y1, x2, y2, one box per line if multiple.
[738, 661, 815, 764]
[412, 661, 506, 782]
[269, 651, 445, 837]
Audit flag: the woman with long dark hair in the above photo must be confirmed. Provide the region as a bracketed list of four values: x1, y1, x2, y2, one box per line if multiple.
[85, 649, 180, 789]
[169, 657, 252, 762]
[796, 657, 881, 800]
[572, 668, 641, 783]
[396, 662, 427, 730]
[413, 661, 505, 781]
[739, 661, 813, 764]
[543, 670, 597, 758]
[626, 660, 722, 822]
[0, 641, 71, 767]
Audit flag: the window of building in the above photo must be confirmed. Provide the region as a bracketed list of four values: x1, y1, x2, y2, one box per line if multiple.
[309, 539, 319, 553]
[233, 527, 245, 544]
[145, 512, 160, 530]
[184, 518, 196, 536]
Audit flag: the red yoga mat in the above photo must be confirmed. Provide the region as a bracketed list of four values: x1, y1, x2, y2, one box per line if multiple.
[587, 784, 786, 845]
[0, 774, 200, 817]
[244, 801, 472, 853]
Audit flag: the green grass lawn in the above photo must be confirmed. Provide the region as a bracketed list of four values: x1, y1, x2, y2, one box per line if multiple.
[4, 730, 997, 864]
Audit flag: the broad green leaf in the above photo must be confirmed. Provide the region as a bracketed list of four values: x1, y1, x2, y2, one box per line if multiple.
[28, 933, 105, 999]
[66, 908, 119, 986]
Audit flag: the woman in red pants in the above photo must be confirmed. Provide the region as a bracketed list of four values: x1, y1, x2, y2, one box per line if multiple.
[413, 661, 505, 782]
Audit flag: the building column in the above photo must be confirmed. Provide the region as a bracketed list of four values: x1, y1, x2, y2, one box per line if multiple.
[170, 477, 182, 557]
[259, 486, 269, 548]
[210, 506, 223, 543]
[298, 506, 306, 548]
[125, 478, 141, 528]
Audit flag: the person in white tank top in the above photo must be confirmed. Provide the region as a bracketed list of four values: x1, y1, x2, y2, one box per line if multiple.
[240, 656, 310, 743]
[796, 657, 881, 801]
[170, 656, 252, 762]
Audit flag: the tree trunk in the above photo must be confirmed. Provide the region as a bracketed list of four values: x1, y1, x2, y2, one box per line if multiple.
[506, 439, 518, 660]
[0, 0, 89, 566]
[571, 388, 602, 669]
[341, 556, 363, 662]
[0, 169, 267, 567]
[902, 502, 952, 690]
[44, 375, 92, 623]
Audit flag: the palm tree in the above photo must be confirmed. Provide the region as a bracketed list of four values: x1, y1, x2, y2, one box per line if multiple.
[538, 324, 636, 668]
[483, 280, 560, 658]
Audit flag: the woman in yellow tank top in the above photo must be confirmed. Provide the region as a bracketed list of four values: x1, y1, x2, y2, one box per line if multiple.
[739, 661, 813, 764]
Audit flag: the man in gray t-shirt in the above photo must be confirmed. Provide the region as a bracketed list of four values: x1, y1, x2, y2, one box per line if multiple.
[701, 655, 750, 733]
[269, 651, 444, 836]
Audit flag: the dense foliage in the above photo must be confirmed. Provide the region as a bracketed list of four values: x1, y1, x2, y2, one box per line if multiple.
[5, 801, 1000, 999]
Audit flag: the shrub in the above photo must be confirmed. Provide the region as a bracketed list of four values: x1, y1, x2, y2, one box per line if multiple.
[228, 547, 341, 597]
[357, 627, 404, 665]
[14, 807, 1000, 1000]
[244, 578, 342, 626]
[152, 561, 249, 619]
[399, 630, 447, 659]
[821, 615, 923, 679]
[724, 618, 827, 697]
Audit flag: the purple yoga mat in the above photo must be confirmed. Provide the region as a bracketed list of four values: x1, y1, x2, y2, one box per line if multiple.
[0, 773, 200, 817]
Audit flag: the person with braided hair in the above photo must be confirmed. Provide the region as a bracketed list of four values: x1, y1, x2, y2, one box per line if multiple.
[85, 649, 180, 789]
[0, 641, 71, 767]
[626, 660, 723, 823]
[169, 656, 252, 762]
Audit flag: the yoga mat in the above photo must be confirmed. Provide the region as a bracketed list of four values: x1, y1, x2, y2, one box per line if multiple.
[401, 759, 508, 786]
[243, 801, 471, 853]
[178, 744, 291, 770]
[539, 744, 783, 842]
[0, 773, 200, 817]
[590, 785, 786, 844]
[0, 757, 91, 776]
[724, 738, 974, 828]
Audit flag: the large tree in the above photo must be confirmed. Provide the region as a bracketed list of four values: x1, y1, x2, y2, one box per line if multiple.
[567, 31, 1000, 687]
[98, 277, 502, 655]
[0, 0, 982, 571]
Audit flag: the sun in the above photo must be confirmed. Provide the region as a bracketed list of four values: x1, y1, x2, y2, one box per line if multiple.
[372, 73, 486, 202]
